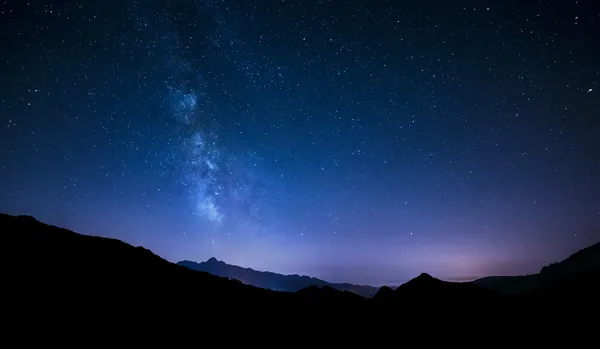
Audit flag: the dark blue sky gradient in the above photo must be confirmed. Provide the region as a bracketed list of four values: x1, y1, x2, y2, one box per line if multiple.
[1, 0, 599, 285]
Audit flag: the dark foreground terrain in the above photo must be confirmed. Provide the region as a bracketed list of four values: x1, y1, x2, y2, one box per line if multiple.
[2, 213, 599, 332]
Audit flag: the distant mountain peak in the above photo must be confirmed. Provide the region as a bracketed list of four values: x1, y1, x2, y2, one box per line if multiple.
[416, 273, 434, 280]
[176, 257, 381, 297]
[396, 272, 442, 292]
[373, 286, 395, 301]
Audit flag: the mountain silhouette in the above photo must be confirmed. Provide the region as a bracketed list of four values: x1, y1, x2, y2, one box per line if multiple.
[295, 285, 369, 305]
[177, 257, 381, 297]
[540, 241, 600, 275]
[473, 241, 600, 301]
[395, 272, 503, 307]
[372, 285, 395, 303]
[0, 213, 369, 325]
[2, 212, 599, 329]
[1, 214, 285, 306]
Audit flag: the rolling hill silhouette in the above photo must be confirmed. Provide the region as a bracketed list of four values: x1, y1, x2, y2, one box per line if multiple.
[2, 212, 599, 326]
[177, 258, 381, 297]
[473, 241, 600, 303]
[0, 213, 363, 310]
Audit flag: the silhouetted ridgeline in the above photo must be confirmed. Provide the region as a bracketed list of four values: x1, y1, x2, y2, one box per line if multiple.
[473, 241, 600, 299]
[2, 213, 599, 329]
[177, 258, 381, 297]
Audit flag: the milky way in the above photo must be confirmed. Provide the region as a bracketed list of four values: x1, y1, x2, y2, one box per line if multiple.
[146, 0, 260, 227]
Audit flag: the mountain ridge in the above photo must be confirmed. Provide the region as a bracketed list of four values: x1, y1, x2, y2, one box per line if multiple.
[0, 213, 359, 309]
[177, 257, 382, 297]
[2, 212, 599, 326]
[473, 240, 600, 295]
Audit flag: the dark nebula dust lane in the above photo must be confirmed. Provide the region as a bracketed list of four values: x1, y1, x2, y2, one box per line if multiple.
[0, 0, 599, 285]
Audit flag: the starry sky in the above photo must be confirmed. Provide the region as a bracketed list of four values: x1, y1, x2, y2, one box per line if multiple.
[1, 0, 599, 286]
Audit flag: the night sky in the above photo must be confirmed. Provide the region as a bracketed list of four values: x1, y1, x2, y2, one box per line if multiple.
[1, 0, 599, 286]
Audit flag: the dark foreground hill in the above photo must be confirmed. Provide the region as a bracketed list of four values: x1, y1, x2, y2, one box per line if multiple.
[0, 214, 365, 312]
[473, 241, 600, 301]
[2, 213, 599, 332]
[177, 258, 381, 297]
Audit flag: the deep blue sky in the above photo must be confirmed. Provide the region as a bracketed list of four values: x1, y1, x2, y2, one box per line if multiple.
[1, 0, 599, 285]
